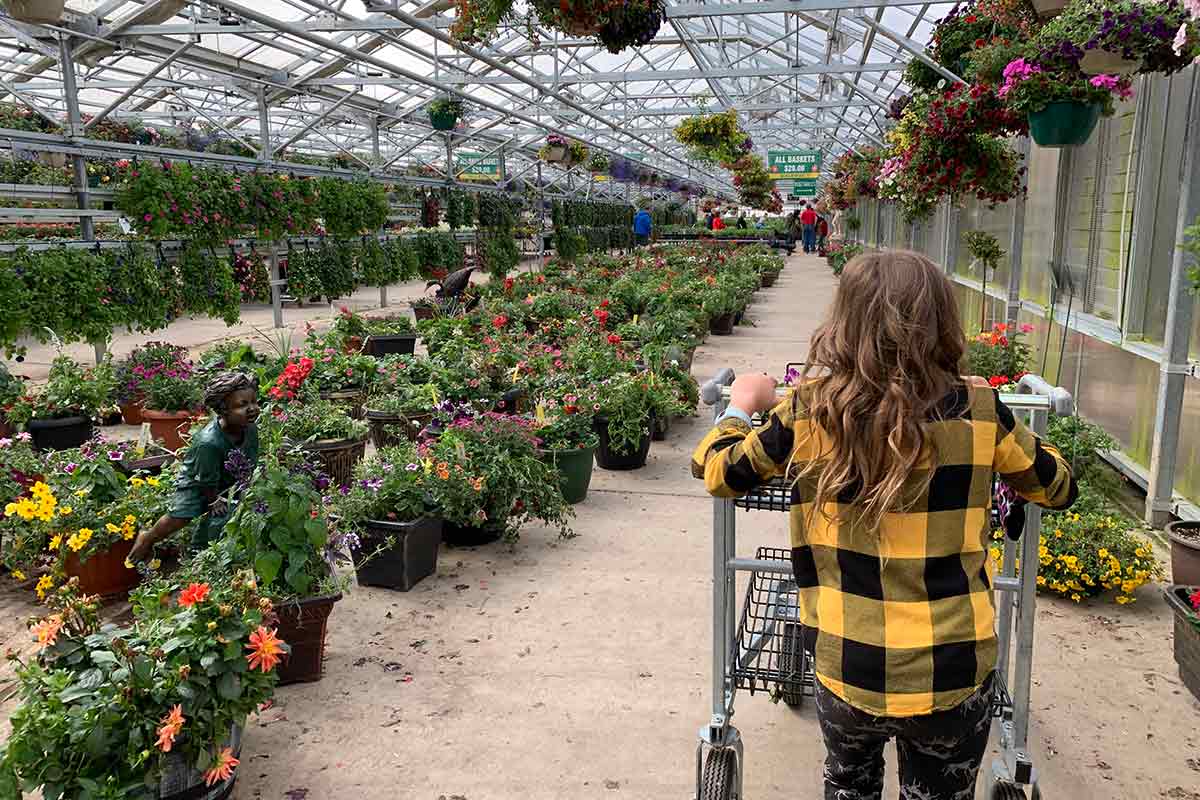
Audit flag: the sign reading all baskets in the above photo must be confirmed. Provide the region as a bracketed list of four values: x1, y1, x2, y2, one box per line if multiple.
[768, 149, 822, 182]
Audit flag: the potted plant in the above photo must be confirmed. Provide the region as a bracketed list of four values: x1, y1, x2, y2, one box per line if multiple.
[426, 412, 574, 545]
[296, 344, 377, 418]
[533, 392, 600, 504]
[587, 152, 611, 174]
[142, 372, 205, 452]
[0, 572, 282, 798]
[702, 285, 740, 335]
[998, 57, 1131, 147]
[1167, 520, 1200, 585]
[270, 398, 369, 490]
[1032, 0, 1199, 76]
[1164, 584, 1200, 702]
[364, 387, 436, 448]
[592, 373, 654, 470]
[113, 342, 192, 426]
[7, 355, 114, 452]
[567, 141, 589, 167]
[329, 305, 370, 354]
[221, 449, 348, 685]
[332, 442, 443, 591]
[0, 361, 24, 437]
[428, 97, 464, 131]
[364, 315, 419, 357]
[539, 134, 571, 164]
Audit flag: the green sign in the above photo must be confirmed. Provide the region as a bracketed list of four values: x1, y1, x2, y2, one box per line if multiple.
[768, 149, 822, 181]
[455, 152, 502, 181]
[623, 152, 645, 162]
[788, 179, 818, 198]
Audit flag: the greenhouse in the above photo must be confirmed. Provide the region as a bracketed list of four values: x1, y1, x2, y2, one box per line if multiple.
[0, 0, 1198, 798]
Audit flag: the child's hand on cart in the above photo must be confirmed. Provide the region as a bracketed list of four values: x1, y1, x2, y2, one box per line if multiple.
[730, 373, 780, 416]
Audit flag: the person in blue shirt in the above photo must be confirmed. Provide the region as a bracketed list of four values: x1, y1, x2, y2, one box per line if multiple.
[633, 207, 652, 246]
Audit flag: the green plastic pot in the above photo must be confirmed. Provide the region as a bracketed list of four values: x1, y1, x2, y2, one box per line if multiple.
[540, 446, 595, 504]
[1028, 101, 1102, 148]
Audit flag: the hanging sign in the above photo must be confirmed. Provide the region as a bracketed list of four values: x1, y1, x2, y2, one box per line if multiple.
[455, 152, 503, 181]
[769, 149, 821, 196]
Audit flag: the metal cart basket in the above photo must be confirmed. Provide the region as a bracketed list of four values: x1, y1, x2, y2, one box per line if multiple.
[694, 368, 1072, 800]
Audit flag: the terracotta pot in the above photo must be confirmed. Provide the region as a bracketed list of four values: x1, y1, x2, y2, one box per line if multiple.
[120, 400, 145, 426]
[343, 335, 365, 354]
[412, 305, 436, 321]
[1167, 521, 1200, 585]
[143, 408, 200, 452]
[64, 538, 139, 597]
[274, 594, 340, 685]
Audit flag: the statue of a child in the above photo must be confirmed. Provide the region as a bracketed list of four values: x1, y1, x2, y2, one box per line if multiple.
[130, 371, 260, 561]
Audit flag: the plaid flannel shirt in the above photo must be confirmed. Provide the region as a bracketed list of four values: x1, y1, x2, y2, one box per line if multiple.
[691, 378, 1077, 717]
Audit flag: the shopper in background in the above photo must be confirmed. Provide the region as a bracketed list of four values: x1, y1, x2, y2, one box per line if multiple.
[633, 206, 652, 247]
[800, 201, 818, 253]
[816, 213, 830, 256]
[736, 214, 748, 230]
[712, 214, 726, 231]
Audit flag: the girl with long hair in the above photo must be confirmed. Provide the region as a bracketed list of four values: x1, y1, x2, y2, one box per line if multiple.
[692, 250, 1077, 800]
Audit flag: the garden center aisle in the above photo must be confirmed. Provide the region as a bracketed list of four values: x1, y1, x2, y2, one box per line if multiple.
[234, 251, 1196, 800]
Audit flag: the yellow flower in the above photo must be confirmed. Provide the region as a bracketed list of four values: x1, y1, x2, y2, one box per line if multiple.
[11, 569, 25, 581]
[1054, 529, 1063, 539]
[48, 534, 62, 551]
[128, 476, 145, 488]
[35, 575, 53, 599]
[145, 477, 160, 487]
[73, 489, 87, 498]
[4, 502, 17, 517]
[1116, 595, 1131, 605]
[58, 506, 72, 517]
[1036, 576, 1046, 586]
[106, 523, 122, 534]
[1070, 593, 1081, 602]
[66, 528, 94, 552]
[124, 514, 136, 525]
[1134, 547, 1146, 558]
[149, 558, 161, 570]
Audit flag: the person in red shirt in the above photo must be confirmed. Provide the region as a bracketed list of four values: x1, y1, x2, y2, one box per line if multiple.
[817, 214, 830, 255]
[799, 202, 818, 253]
[712, 216, 726, 231]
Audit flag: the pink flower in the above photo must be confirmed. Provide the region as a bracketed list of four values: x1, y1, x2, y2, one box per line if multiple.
[143, 213, 152, 222]
[1020, 323, 1034, 334]
[1089, 74, 1120, 91]
[1173, 23, 1189, 57]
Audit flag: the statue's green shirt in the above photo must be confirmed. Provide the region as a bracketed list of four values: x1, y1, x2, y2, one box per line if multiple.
[168, 417, 259, 550]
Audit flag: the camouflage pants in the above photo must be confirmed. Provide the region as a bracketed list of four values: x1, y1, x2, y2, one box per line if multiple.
[814, 674, 994, 800]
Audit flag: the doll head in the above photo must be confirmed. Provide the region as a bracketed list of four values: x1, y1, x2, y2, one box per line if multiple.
[203, 371, 260, 431]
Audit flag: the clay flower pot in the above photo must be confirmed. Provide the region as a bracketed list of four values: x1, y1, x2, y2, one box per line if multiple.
[142, 408, 200, 452]
[64, 538, 139, 597]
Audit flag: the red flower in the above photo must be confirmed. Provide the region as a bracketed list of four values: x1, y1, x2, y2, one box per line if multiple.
[1191, 588, 1200, 612]
[536, 275, 545, 284]
[607, 334, 621, 345]
[988, 375, 1010, 388]
[178, 583, 210, 607]
[492, 315, 509, 329]
[600, 299, 609, 308]
[503, 277, 514, 292]
[592, 308, 609, 326]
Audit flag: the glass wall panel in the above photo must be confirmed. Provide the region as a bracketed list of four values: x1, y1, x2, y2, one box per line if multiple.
[1020, 145, 1060, 307]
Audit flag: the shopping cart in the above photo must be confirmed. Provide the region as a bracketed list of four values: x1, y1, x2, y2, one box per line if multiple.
[693, 368, 1073, 800]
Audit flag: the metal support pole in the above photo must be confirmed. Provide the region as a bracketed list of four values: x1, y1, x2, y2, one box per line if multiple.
[258, 88, 273, 161]
[372, 117, 386, 308]
[1006, 139, 1030, 328]
[58, 36, 93, 244]
[1146, 69, 1200, 526]
[269, 244, 284, 329]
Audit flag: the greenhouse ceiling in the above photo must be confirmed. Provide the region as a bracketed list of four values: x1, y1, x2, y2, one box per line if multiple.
[0, 0, 956, 194]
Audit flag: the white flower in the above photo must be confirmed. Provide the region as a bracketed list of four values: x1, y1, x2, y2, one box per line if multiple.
[1174, 23, 1189, 57]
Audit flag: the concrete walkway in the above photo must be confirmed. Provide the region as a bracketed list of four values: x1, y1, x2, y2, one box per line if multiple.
[232, 252, 1198, 800]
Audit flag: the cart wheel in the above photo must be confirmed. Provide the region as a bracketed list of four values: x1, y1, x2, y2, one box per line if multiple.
[988, 781, 1028, 800]
[699, 747, 737, 800]
[777, 622, 806, 707]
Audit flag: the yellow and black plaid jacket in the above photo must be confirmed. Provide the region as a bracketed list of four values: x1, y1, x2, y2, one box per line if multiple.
[691, 378, 1076, 717]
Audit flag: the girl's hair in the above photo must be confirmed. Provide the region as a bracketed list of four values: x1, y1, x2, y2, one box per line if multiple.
[794, 250, 966, 531]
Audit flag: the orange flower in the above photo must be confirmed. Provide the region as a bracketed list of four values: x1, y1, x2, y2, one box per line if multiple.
[178, 583, 211, 607]
[155, 705, 186, 752]
[203, 747, 240, 786]
[30, 614, 64, 651]
[245, 626, 286, 673]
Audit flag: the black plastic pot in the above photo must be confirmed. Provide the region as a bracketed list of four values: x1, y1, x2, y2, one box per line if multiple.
[709, 313, 735, 336]
[352, 518, 443, 591]
[26, 415, 93, 452]
[442, 520, 505, 546]
[1164, 585, 1200, 703]
[366, 333, 418, 357]
[594, 414, 652, 471]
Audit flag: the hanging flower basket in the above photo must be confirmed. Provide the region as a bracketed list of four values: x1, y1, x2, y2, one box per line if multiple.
[544, 145, 569, 163]
[1028, 0, 1068, 16]
[4, 0, 66, 24]
[1028, 101, 1102, 148]
[428, 98, 463, 131]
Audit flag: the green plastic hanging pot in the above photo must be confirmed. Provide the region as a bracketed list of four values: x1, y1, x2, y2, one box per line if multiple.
[540, 446, 596, 504]
[1028, 101, 1102, 148]
[429, 108, 458, 131]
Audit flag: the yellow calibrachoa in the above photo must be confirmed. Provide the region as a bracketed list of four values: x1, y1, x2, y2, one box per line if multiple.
[35, 575, 53, 599]
[66, 528, 94, 552]
[48, 534, 62, 551]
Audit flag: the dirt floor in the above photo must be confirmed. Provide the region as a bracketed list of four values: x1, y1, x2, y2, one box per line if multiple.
[2, 251, 1198, 800]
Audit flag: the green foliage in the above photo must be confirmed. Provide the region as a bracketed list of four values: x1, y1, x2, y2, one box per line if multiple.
[594, 373, 654, 456]
[965, 323, 1033, 381]
[175, 244, 241, 326]
[316, 178, 389, 239]
[142, 373, 203, 413]
[1185, 217, 1200, 295]
[963, 230, 1005, 269]
[331, 442, 430, 525]
[268, 399, 367, 443]
[7, 355, 115, 425]
[283, 244, 324, 300]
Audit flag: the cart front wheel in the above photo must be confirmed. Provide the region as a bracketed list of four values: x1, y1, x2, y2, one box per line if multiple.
[700, 747, 737, 800]
[988, 781, 1028, 800]
[777, 622, 807, 707]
